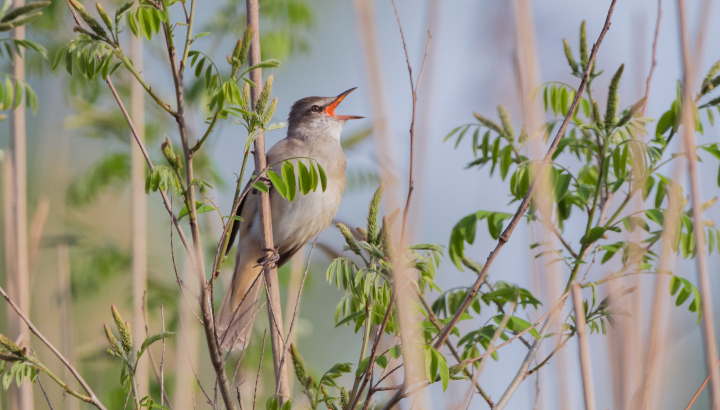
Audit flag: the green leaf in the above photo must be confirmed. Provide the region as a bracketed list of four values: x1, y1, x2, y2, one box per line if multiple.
[622, 216, 649, 232]
[13, 79, 21, 109]
[195, 57, 205, 78]
[282, 162, 296, 201]
[375, 355, 388, 369]
[553, 173, 572, 202]
[355, 357, 370, 377]
[389, 345, 402, 359]
[267, 170, 287, 199]
[581, 227, 606, 245]
[437, 350, 449, 391]
[178, 201, 216, 220]
[298, 160, 311, 195]
[137, 332, 173, 360]
[317, 163, 327, 191]
[253, 180, 269, 193]
[444, 126, 461, 142]
[646, 209, 665, 226]
[335, 310, 364, 327]
[309, 161, 319, 192]
[656, 110, 673, 138]
[424, 347, 438, 384]
[246, 59, 281, 71]
[499, 145, 512, 180]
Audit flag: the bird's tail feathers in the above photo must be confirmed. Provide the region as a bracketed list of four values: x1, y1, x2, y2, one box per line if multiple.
[216, 252, 263, 351]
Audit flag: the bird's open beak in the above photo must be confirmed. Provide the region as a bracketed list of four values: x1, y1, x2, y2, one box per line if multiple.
[325, 87, 364, 121]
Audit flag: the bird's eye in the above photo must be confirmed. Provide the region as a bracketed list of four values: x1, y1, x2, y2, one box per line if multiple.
[311, 105, 321, 112]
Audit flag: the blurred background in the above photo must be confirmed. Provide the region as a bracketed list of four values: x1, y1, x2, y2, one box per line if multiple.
[1, 0, 720, 409]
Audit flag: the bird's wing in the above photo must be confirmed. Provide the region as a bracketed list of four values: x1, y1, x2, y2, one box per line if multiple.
[225, 181, 250, 255]
[226, 138, 303, 256]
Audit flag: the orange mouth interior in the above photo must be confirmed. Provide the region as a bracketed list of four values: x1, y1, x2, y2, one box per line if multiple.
[324, 94, 348, 116]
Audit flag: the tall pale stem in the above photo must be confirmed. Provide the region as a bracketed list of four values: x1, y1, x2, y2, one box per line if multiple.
[9, 0, 33, 406]
[130, 33, 149, 399]
[245, 0, 290, 400]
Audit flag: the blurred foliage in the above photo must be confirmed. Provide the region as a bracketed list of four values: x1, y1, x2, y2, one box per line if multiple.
[207, 0, 312, 62]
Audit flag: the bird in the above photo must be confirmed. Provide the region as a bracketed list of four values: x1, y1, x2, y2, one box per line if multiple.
[216, 88, 363, 350]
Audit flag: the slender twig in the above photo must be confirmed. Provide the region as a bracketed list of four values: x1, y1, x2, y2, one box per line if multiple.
[37, 376, 54, 410]
[676, 1, 720, 407]
[641, 0, 662, 116]
[544, 219, 578, 259]
[357, 5, 431, 410]
[685, 357, 720, 410]
[178, 0, 196, 75]
[62, 0, 197, 272]
[141, 294, 174, 409]
[0, 284, 108, 410]
[491, 246, 598, 410]
[463, 291, 571, 366]
[391, 0, 432, 249]
[253, 331, 267, 410]
[432, 0, 617, 354]
[178, 312, 213, 405]
[275, 237, 318, 390]
[230, 333, 252, 387]
[413, 292, 493, 407]
[170, 198, 203, 325]
[237, 387, 246, 410]
[571, 284, 596, 410]
[458, 305, 516, 410]
[160, 305, 166, 408]
[219, 271, 265, 349]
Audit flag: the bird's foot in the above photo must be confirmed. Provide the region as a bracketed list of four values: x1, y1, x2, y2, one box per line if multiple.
[259, 247, 281, 267]
[254, 237, 292, 269]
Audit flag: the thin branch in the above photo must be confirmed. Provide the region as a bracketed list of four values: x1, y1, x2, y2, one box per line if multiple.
[571, 284, 596, 410]
[458, 304, 516, 410]
[276, 237, 318, 388]
[64, 0, 198, 273]
[161, 305, 166, 408]
[685, 357, 720, 410]
[413, 292, 493, 407]
[360, 5, 431, 410]
[141, 294, 174, 409]
[0, 284, 108, 410]
[676, 0, 720, 407]
[253, 331, 267, 410]
[641, 0, 662, 116]
[432, 0, 618, 354]
[464, 291, 571, 366]
[178, 311, 213, 405]
[37, 376, 54, 410]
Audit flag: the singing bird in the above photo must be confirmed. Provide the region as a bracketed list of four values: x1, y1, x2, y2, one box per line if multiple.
[217, 88, 363, 350]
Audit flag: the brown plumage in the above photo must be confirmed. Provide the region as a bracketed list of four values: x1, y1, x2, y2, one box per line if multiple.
[217, 88, 363, 350]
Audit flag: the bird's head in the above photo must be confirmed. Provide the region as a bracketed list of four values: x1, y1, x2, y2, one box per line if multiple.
[287, 88, 364, 141]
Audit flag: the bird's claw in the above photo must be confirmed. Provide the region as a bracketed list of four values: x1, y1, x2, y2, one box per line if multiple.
[256, 247, 280, 268]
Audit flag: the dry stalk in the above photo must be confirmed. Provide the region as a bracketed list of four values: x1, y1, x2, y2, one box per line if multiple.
[349, 3, 432, 409]
[676, 0, 720, 407]
[571, 284, 596, 410]
[245, 0, 290, 400]
[351, 0, 401, 209]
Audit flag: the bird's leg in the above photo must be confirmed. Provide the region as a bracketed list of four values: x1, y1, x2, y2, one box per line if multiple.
[255, 236, 292, 268]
